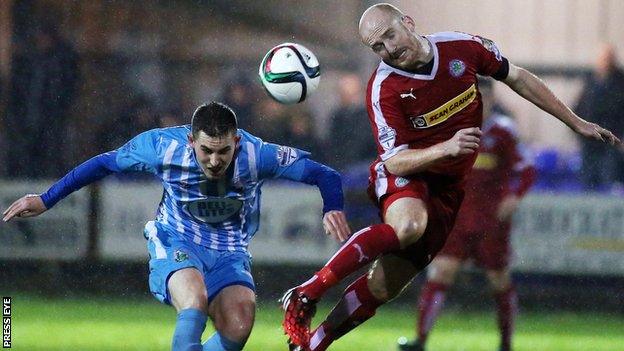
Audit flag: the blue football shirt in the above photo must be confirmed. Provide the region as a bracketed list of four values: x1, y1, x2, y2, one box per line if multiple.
[116, 125, 313, 252]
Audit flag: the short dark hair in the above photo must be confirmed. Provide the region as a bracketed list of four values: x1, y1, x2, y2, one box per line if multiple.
[191, 102, 238, 137]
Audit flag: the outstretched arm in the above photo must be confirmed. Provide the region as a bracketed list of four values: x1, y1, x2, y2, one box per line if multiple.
[300, 160, 352, 242]
[2, 151, 120, 222]
[259, 142, 352, 241]
[503, 64, 620, 145]
[3, 128, 160, 222]
[279, 158, 352, 242]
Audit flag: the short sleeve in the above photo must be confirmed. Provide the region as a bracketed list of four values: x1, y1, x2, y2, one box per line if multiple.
[470, 35, 506, 78]
[115, 129, 160, 173]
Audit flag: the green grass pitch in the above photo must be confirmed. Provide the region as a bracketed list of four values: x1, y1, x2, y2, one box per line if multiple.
[10, 296, 624, 350]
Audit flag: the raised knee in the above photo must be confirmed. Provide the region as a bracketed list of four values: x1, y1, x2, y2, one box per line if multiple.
[220, 300, 255, 342]
[487, 270, 511, 292]
[367, 279, 401, 303]
[427, 260, 459, 284]
[392, 220, 427, 246]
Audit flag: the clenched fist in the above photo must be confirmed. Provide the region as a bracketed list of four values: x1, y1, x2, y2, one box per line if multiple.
[443, 127, 482, 157]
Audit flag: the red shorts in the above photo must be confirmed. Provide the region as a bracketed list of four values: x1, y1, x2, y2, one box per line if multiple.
[438, 219, 511, 270]
[368, 162, 465, 270]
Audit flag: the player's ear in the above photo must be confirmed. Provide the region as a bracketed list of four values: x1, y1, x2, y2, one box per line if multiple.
[234, 135, 241, 145]
[187, 133, 194, 145]
[401, 15, 415, 32]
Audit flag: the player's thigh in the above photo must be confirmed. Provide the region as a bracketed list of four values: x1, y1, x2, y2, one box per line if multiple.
[475, 224, 511, 280]
[384, 196, 429, 247]
[208, 285, 256, 339]
[168, 267, 209, 313]
[486, 268, 512, 292]
[426, 255, 462, 285]
[203, 251, 255, 303]
[146, 221, 206, 309]
[367, 254, 420, 302]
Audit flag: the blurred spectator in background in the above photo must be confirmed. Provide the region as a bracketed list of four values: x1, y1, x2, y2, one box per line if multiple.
[575, 44, 624, 190]
[220, 73, 258, 130]
[326, 73, 376, 170]
[97, 96, 159, 152]
[282, 113, 322, 158]
[4, 22, 79, 179]
[251, 98, 290, 142]
[108, 11, 167, 111]
[158, 107, 185, 128]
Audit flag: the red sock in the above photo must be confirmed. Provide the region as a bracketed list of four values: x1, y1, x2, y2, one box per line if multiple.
[309, 275, 383, 351]
[495, 286, 518, 351]
[300, 224, 400, 300]
[417, 281, 448, 343]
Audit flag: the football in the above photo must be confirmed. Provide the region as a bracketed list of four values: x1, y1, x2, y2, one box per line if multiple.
[258, 43, 320, 104]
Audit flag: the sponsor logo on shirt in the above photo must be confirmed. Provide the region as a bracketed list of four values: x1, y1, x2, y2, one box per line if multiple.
[121, 140, 137, 152]
[185, 198, 243, 223]
[277, 146, 298, 167]
[475, 36, 502, 61]
[400, 88, 417, 100]
[409, 84, 477, 129]
[449, 59, 466, 78]
[378, 126, 397, 150]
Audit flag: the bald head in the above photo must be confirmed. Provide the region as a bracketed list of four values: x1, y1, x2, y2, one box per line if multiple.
[358, 3, 429, 70]
[359, 3, 405, 43]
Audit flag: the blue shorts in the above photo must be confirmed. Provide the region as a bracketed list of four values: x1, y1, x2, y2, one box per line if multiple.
[144, 221, 255, 305]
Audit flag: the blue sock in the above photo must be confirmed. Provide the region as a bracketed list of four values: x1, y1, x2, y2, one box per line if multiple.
[202, 332, 244, 351]
[172, 308, 207, 351]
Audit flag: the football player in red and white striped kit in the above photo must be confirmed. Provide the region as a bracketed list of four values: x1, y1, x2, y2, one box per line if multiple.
[281, 3, 620, 351]
[398, 81, 536, 351]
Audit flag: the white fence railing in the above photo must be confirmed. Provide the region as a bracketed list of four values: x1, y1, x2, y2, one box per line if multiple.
[2, 180, 623, 277]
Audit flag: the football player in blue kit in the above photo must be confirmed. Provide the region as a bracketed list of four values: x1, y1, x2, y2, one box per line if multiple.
[2, 101, 352, 351]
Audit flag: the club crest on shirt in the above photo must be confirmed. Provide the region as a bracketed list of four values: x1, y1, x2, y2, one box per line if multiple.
[378, 126, 397, 150]
[395, 177, 410, 188]
[449, 59, 466, 78]
[174, 250, 189, 262]
[277, 146, 298, 167]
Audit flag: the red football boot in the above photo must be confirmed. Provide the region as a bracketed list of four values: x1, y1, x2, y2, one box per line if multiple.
[280, 287, 318, 351]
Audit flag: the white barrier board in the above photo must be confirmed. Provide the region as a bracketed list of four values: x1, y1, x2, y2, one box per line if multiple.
[96, 181, 624, 276]
[0, 180, 89, 260]
[511, 194, 624, 276]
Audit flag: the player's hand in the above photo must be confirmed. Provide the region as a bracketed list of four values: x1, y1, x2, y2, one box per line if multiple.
[496, 195, 520, 221]
[573, 120, 621, 146]
[444, 127, 482, 157]
[2, 194, 47, 222]
[322, 210, 352, 242]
